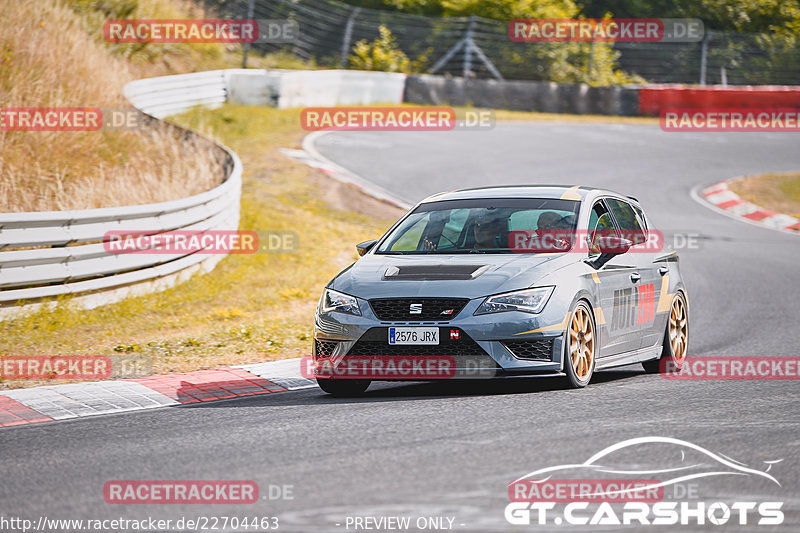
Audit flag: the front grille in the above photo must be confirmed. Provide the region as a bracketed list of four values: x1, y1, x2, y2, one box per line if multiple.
[347, 328, 486, 356]
[314, 339, 338, 357]
[369, 298, 469, 321]
[503, 339, 554, 360]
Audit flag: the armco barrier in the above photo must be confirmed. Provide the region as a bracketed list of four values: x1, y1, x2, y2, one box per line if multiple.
[638, 85, 800, 116]
[0, 70, 246, 318]
[0, 68, 412, 319]
[404, 74, 640, 116]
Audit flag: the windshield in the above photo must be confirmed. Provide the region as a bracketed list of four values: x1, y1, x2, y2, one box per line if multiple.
[376, 198, 580, 254]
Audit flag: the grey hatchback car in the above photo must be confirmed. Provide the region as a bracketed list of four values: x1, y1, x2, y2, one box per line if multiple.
[312, 185, 689, 395]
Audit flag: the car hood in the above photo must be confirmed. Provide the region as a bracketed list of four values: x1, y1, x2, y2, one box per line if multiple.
[330, 253, 572, 299]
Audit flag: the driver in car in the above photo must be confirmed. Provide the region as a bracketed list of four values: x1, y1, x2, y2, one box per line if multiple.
[474, 215, 506, 249]
[537, 211, 564, 231]
[536, 211, 574, 251]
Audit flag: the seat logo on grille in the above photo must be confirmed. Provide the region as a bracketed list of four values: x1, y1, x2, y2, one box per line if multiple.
[409, 303, 423, 314]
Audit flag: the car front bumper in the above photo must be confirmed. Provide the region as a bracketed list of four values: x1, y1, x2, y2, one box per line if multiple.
[313, 296, 569, 380]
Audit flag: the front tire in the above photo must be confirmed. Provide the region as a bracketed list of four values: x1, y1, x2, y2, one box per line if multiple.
[643, 292, 688, 374]
[563, 301, 596, 388]
[316, 379, 371, 396]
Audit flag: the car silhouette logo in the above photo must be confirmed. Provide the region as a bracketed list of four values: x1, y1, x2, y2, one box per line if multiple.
[511, 436, 782, 499]
[409, 303, 422, 314]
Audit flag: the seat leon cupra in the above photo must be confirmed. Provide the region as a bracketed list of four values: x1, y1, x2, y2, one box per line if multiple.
[312, 185, 689, 395]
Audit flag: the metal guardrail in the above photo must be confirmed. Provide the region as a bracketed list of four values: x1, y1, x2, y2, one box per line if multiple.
[0, 70, 244, 311]
[125, 70, 228, 119]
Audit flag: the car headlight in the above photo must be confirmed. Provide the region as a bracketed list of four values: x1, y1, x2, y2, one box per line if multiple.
[474, 286, 555, 315]
[320, 288, 361, 316]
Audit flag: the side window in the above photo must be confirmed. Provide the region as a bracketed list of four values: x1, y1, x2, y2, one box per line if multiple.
[606, 199, 646, 245]
[588, 200, 617, 254]
[632, 204, 648, 231]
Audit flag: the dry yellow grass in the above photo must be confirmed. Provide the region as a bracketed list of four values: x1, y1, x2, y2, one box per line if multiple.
[0, 0, 223, 212]
[0, 104, 401, 390]
[729, 172, 800, 220]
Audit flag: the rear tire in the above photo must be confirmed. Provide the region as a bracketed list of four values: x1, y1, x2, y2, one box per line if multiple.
[316, 379, 371, 396]
[643, 292, 688, 374]
[562, 301, 596, 388]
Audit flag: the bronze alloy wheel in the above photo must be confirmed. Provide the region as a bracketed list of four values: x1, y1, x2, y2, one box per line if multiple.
[643, 292, 689, 374]
[566, 303, 595, 387]
[669, 294, 688, 365]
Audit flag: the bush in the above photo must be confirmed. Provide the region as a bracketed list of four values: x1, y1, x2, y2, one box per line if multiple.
[349, 26, 429, 73]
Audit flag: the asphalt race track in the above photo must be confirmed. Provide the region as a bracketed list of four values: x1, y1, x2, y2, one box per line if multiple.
[3, 123, 800, 532]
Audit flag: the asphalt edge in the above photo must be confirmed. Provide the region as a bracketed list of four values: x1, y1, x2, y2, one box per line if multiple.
[280, 131, 412, 210]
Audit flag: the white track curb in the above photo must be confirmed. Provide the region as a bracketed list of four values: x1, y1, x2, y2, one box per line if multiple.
[694, 179, 800, 235]
[0, 358, 311, 428]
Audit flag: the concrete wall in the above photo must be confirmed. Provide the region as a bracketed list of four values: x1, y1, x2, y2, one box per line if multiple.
[638, 85, 800, 116]
[225, 69, 407, 109]
[404, 75, 640, 116]
[224, 68, 800, 117]
[277, 70, 406, 109]
[225, 70, 282, 107]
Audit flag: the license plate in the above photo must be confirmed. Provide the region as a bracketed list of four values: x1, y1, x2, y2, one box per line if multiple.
[388, 327, 439, 345]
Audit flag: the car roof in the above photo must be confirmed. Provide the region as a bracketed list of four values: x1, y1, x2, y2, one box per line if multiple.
[419, 185, 636, 205]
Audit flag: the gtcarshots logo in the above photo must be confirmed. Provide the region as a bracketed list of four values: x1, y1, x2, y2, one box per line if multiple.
[505, 437, 784, 527]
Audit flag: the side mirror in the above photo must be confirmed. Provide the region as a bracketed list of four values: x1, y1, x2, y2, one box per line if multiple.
[588, 234, 632, 269]
[356, 240, 378, 257]
[596, 234, 633, 255]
